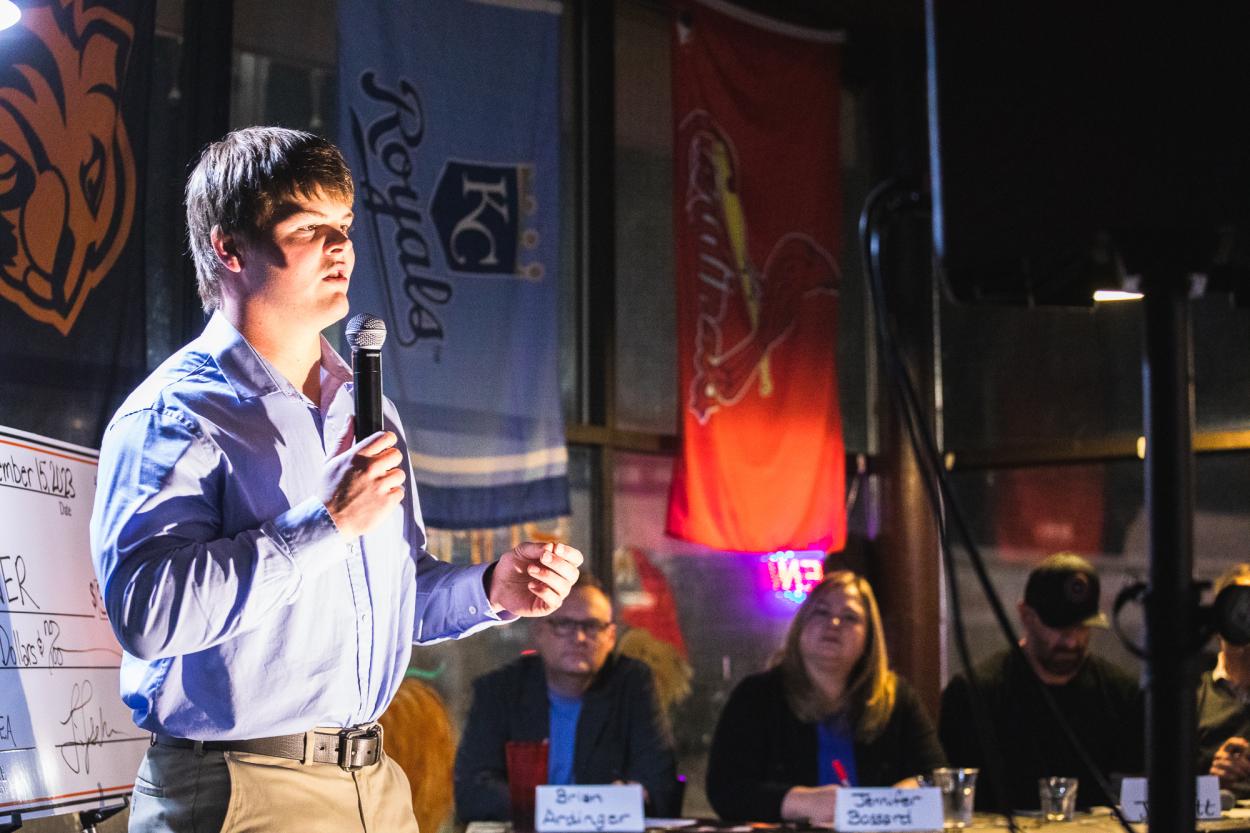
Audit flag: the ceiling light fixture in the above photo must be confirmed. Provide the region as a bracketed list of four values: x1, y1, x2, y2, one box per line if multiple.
[0, 1, 20, 31]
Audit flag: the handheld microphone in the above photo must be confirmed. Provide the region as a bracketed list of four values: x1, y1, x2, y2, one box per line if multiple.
[344, 314, 387, 442]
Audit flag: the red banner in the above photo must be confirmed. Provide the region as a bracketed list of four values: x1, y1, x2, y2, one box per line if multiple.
[993, 466, 1107, 557]
[666, 1, 845, 553]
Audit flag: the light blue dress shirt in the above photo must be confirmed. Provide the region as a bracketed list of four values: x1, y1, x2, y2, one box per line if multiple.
[90, 313, 505, 740]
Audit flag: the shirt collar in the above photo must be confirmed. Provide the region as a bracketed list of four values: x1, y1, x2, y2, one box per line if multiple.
[318, 330, 353, 410]
[202, 311, 352, 402]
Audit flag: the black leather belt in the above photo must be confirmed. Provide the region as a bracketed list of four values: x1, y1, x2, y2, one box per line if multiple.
[153, 725, 382, 771]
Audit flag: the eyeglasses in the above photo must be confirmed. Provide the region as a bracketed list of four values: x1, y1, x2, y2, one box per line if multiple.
[544, 617, 612, 638]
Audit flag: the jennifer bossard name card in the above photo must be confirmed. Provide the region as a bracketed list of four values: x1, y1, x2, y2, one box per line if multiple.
[834, 787, 944, 832]
[535, 784, 645, 833]
[1118, 776, 1222, 823]
[0, 426, 146, 823]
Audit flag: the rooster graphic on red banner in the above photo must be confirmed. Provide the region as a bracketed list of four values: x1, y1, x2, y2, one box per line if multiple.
[678, 110, 839, 424]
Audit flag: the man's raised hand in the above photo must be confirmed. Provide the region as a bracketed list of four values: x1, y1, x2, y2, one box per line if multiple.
[488, 542, 584, 616]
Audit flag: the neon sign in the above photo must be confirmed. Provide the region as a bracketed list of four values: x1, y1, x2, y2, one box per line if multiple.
[762, 550, 825, 604]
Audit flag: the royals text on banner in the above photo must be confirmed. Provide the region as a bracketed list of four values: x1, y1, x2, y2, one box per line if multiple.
[339, 0, 568, 529]
[666, 0, 846, 553]
[0, 0, 152, 448]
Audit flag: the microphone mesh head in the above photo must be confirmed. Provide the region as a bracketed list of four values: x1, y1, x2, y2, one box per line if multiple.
[345, 313, 387, 350]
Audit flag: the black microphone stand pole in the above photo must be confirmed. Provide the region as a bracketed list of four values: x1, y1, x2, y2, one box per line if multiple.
[1142, 269, 1199, 833]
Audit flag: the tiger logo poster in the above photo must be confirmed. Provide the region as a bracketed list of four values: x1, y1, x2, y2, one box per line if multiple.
[0, 0, 151, 448]
[0, 0, 139, 336]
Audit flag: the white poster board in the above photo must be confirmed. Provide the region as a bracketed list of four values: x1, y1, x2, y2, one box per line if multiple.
[0, 426, 145, 824]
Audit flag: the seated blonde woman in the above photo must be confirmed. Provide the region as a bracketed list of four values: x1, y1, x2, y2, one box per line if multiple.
[706, 571, 945, 824]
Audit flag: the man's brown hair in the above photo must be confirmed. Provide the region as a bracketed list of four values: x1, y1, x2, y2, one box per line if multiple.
[185, 126, 353, 311]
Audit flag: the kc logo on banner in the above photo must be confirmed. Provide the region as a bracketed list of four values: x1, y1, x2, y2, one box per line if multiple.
[432, 161, 543, 280]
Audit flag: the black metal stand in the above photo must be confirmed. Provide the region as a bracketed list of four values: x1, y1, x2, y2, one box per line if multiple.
[78, 797, 127, 833]
[1142, 275, 1200, 833]
[0, 796, 127, 833]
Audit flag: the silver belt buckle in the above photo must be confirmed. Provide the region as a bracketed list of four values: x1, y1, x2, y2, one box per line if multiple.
[336, 726, 380, 771]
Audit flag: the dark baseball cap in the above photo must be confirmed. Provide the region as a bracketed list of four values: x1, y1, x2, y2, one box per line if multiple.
[1023, 552, 1109, 629]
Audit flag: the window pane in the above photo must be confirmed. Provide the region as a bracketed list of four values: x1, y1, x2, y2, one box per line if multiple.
[612, 4, 873, 450]
[418, 446, 595, 753]
[1194, 296, 1250, 432]
[941, 291, 1250, 452]
[940, 300, 1142, 452]
[838, 86, 872, 454]
[558, 6, 580, 425]
[614, 451, 820, 817]
[146, 3, 191, 367]
[231, 0, 337, 134]
[614, 3, 677, 434]
[942, 453, 1250, 682]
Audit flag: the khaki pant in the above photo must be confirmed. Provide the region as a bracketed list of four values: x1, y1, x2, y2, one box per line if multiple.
[129, 728, 421, 833]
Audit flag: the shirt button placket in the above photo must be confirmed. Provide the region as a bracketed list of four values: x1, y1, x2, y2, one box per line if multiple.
[343, 540, 370, 718]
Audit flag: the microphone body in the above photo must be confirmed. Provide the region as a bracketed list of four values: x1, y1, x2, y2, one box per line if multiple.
[352, 347, 383, 441]
[344, 314, 388, 442]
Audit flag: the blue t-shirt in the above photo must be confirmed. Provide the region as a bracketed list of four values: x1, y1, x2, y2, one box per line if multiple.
[816, 714, 859, 787]
[548, 692, 584, 784]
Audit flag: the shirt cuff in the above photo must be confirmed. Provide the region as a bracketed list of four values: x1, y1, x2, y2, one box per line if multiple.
[414, 561, 516, 644]
[460, 561, 515, 624]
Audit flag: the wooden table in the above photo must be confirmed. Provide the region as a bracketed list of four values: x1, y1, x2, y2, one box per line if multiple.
[466, 811, 1250, 833]
[938, 810, 1250, 832]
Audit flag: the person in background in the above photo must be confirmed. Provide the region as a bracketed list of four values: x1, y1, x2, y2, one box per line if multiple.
[705, 571, 946, 824]
[454, 574, 679, 820]
[90, 127, 582, 833]
[1199, 562, 1250, 797]
[939, 552, 1144, 811]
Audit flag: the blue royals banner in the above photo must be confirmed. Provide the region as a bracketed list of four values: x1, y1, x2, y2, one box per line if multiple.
[339, 0, 568, 529]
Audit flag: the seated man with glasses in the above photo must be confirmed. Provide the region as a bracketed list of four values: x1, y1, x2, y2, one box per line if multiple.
[455, 574, 679, 820]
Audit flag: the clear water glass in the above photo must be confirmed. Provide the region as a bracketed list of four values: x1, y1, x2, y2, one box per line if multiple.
[931, 767, 978, 828]
[1038, 776, 1079, 822]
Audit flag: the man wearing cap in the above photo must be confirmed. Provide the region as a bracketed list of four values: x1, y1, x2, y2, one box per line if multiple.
[1198, 563, 1250, 798]
[939, 553, 1144, 811]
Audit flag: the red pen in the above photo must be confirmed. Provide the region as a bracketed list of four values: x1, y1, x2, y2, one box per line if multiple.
[832, 758, 851, 787]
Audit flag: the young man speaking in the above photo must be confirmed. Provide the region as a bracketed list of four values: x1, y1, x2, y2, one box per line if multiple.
[90, 126, 582, 833]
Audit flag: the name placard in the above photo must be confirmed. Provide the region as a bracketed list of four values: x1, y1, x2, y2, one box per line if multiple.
[1118, 775, 1221, 822]
[536, 784, 645, 833]
[834, 787, 944, 832]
